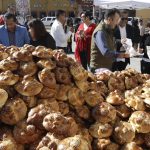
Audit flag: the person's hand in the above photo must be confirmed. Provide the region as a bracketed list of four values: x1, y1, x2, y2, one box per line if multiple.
[117, 53, 130, 58]
[138, 48, 144, 53]
[121, 38, 127, 44]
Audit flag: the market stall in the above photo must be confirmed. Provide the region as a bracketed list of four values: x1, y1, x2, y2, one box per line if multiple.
[0, 44, 149, 149]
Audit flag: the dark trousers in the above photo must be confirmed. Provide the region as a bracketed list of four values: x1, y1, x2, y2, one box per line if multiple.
[67, 42, 72, 53]
[112, 61, 128, 71]
[57, 47, 68, 54]
[141, 60, 150, 74]
[79, 50, 88, 70]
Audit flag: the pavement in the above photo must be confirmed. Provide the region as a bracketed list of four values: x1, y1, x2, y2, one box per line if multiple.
[46, 26, 142, 73]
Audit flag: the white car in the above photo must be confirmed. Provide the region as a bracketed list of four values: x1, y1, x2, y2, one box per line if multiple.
[41, 17, 56, 26]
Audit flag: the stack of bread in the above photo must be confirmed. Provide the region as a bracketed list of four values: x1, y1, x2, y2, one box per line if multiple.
[0, 44, 150, 150]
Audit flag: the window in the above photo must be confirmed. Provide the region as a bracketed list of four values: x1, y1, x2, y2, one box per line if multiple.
[41, 18, 46, 21]
[47, 18, 51, 21]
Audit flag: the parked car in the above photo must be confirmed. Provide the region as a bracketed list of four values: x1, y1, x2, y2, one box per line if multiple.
[41, 17, 56, 26]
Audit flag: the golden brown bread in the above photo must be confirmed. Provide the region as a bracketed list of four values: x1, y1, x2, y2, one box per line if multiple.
[68, 87, 85, 106]
[15, 76, 43, 96]
[27, 104, 53, 130]
[113, 121, 135, 144]
[75, 105, 90, 119]
[108, 74, 125, 92]
[36, 132, 64, 150]
[38, 68, 56, 89]
[53, 50, 74, 67]
[125, 96, 146, 111]
[121, 142, 143, 150]
[0, 58, 18, 71]
[32, 46, 53, 58]
[4, 46, 19, 56]
[54, 67, 72, 85]
[77, 126, 93, 144]
[0, 97, 27, 125]
[0, 88, 8, 108]
[0, 51, 9, 60]
[0, 131, 24, 150]
[96, 81, 108, 96]
[75, 79, 90, 92]
[93, 138, 119, 150]
[116, 104, 132, 118]
[0, 71, 19, 85]
[57, 135, 92, 150]
[129, 111, 150, 133]
[89, 122, 113, 139]
[92, 102, 116, 123]
[22, 96, 37, 108]
[19, 61, 37, 76]
[37, 98, 59, 112]
[106, 90, 125, 105]
[43, 113, 78, 136]
[85, 90, 104, 107]
[37, 59, 56, 70]
[23, 44, 35, 52]
[12, 49, 33, 61]
[69, 63, 88, 81]
[13, 120, 42, 144]
[0, 128, 17, 150]
[56, 84, 71, 101]
[125, 76, 138, 90]
[1, 85, 17, 98]
[58, 101, 69, 115]
[96, 71, 111, 82]
[38, 86, 57, 98]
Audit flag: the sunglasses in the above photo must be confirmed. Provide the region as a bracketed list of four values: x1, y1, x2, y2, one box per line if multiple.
[121, 17, 128, 21]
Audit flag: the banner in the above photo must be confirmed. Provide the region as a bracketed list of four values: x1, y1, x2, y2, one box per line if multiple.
[16, 0, 30, 16]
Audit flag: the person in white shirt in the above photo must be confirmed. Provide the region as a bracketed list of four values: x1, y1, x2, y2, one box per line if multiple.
[139, 19, 145, 37]
[113, 10, 133, 71]
[51, 10, 74, 53]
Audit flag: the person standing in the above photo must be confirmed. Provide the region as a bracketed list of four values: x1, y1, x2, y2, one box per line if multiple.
[132, 19, 140, 50]
[51, 10, 73, 53]
[139, 19, 145, 37]
[28, 19, 56, 49]
[113, 10, 133, 71]
[139, 19, 145, 50]
[65, 18, 73, 53]
[75, 11, 96, 70]
[24, 15, 33, 30]
[0, 13, 30, 47]
[90, 9, 129, 73]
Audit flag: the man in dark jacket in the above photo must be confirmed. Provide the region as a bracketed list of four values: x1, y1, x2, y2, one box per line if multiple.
[90, 9, 129, 73]
[113, 10, 133, 71]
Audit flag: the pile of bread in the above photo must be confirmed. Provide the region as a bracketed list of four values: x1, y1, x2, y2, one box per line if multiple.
[0, 44, 150, 150]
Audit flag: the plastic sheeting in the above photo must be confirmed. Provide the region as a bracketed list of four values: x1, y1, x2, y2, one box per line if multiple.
[94, 0, 150, 9]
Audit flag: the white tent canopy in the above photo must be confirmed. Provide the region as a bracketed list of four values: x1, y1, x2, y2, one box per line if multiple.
[94, 0, 150, 9]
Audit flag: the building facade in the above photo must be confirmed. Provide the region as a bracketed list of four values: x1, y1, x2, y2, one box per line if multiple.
[0, 0, 78, 17]
[0, 0, 16, 13]
[30, 0, 78, 18]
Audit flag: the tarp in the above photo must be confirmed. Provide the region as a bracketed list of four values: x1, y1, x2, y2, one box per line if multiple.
[94, 0, 150, 9]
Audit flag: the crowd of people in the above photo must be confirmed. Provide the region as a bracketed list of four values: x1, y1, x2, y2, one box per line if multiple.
[0, 9, 150, 74]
